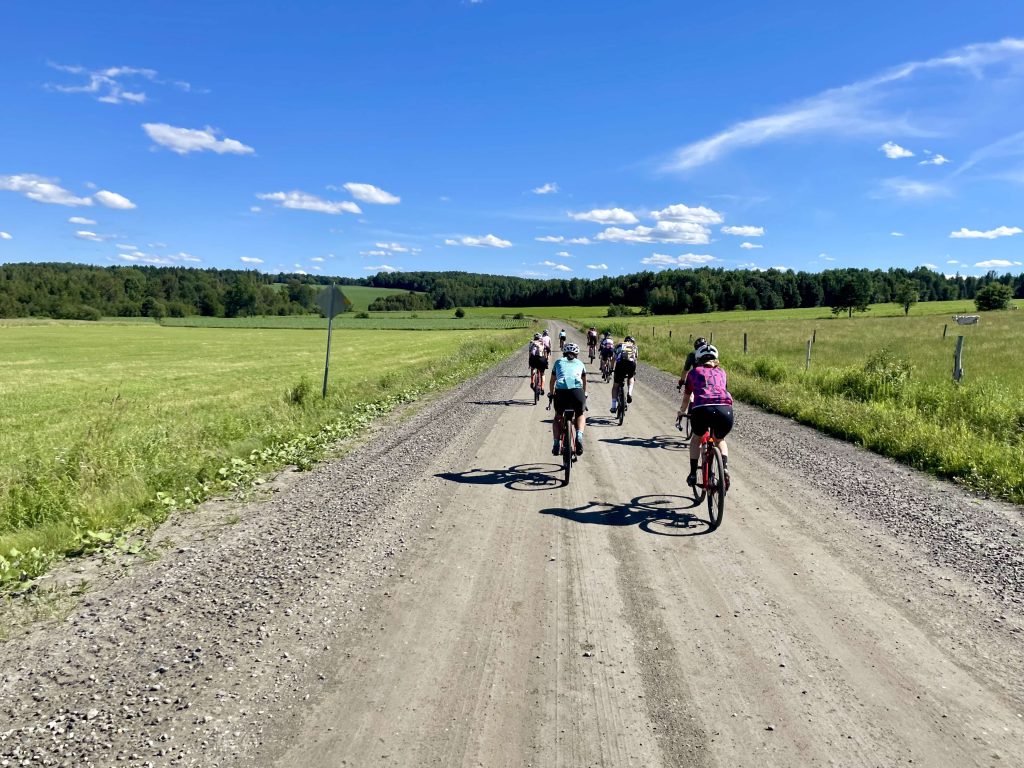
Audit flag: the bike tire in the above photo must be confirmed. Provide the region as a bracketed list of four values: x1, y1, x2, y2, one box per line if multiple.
[706, 445, 726, 530]
[692, 444, 707, 504]
[617, 398, 625, 426]
[534, 383, 540, 405]
[563, 415, 574, 485]
[684, 415, 692, 440]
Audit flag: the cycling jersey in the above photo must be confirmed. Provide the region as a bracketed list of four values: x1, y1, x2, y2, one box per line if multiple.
[552, 357, 586, 390]
[615, 341, 638, 363]
[685, 366, 733, 408]
[600, 338, 614, 351]
[529, 340, 545, 358]
[541, 334, 551, 352]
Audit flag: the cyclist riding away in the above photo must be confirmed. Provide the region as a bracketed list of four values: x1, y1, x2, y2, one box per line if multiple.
[586, 326, 599, 357]
[676, 337, 707, 425]
[541, 329, 552, 358]
[558, 328, 567, 351]
[610, 335, 638, 413]
[528, 332, 548, 394]
[682, 344, 733, 487]
[549, 342, 587, 456]
[599, 332, 615, 377]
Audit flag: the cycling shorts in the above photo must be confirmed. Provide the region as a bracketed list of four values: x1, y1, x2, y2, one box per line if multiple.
[553, 388, 586, 415]
[613, 360, 636, 383]
[600, 348, 614, 360]
[529, 354, 548, 371]
[690, 404, 733, 440]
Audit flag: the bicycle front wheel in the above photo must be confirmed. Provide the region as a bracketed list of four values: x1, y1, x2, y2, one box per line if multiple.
[706, 446, 726, 530]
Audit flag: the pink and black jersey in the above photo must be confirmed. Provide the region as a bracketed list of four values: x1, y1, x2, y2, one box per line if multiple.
[685, 366, 733, 408]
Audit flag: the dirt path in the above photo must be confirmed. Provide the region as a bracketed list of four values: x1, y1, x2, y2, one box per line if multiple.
[2, 334, 1023, 767]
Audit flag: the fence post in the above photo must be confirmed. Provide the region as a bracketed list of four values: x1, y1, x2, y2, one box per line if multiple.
[743, 332, 748, 355]
[953, 335, 964, 382]
[689, 334, 693, 344]
[805, 339, 812, 371]
[812, 328, 817, 345]
[652, 326, 655, 337]
[943, 323, 948, 338]
[669, 329, 672, 339]
[710, 331, 714, 345]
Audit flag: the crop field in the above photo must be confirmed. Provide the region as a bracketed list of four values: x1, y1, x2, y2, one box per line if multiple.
[578, 307, 1024, 502]
[160, 314, 534, 330]
[0, 323, 523, 583]
[269, 284, 421, 312]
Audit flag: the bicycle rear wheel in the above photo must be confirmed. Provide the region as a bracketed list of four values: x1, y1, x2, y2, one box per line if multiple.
[706, 445, 726, 530]
[617, 397, 625, 426]
[562, 414, 575, 485]
[684, 414, 692, 440]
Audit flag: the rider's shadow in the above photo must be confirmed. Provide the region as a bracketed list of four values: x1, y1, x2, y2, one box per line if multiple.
[599, 434, 689, 450]
[540, 494, 715, 536]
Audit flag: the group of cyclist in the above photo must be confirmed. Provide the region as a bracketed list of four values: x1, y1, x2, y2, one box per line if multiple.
[529, 327, 734, 487]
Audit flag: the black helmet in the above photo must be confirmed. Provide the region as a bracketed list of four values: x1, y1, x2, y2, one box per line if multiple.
[624, 335, 635, 343]
[694, 337, 707, 350]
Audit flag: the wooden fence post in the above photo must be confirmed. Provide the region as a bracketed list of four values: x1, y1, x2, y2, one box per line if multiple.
[669, 329, 672, 339]
[743, 332, 748, 355]
[710, 331, 714, 345]
[805, 339, 812, 370]
[953, 335, 964, 382]
[652, 326, 655, 337]
[943, 323, 948, 338]
[812, 328, 817, 345]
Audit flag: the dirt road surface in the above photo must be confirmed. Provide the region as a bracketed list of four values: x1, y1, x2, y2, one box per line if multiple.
[2, 332, 1023, 767]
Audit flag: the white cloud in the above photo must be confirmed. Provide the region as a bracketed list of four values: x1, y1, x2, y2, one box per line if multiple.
[535, 235, 565, 243]
[722, 225, 764, 237]
[641, 253, 717, 266]
[375, 241, 419, 253]
[596, 220, 711, 245]
[650, 204, 724, 225]
[240, 256, 263, 264]
[541, 260, 572, 272]
[880, 141, 914, 159]
[94, 190, 136, 209]
[571, 208, 639, 225]
[0, 174, 93, 206]
[0, 231, 11, 240]
[949, 226, 1022, 239]
[568, 237, 592, 245]
[257, 191, 361, 215]
[46, 62, 169, 105]
[664, 38, 1024, 170]
[250, 206, 261, 213]
[532, 182, 559, 195]
[74, 230, 110, 242]
[176, 252, 201, 263]
[876, 177, 948, 199]
[919, 152, 950, 165]
[975, 259, 1023, 268]
[740, 242, 763, 249]
[310, 256, 325, 262]
[143, 123, 254, 155]
[890, 231, 905, 237]
[68, 216, 96, 225]
[947, 259, 960, 264]
[819, 253, 836, 261]
[343, 182, 400, 205]
[444, 234, 512, 248]
[113, 249, 198, 266]
[921, 262, 939, 269]
[586, 263, 608, 270]
[771, 265, 793, 272]
[555, 251, 571, 257]
[361, 249, 390, 257]
[737, 262, 759, 269]
[115, 243, 137, 250]
[365, 264, 398, 273]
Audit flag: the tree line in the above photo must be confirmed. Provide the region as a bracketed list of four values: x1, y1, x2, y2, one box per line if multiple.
[0, 262, 1021, 320]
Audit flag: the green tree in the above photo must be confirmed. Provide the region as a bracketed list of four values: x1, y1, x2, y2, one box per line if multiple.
[893, 280, 919, 316]
[975, 282, 1013, 311]
[831, 273, 873, 318]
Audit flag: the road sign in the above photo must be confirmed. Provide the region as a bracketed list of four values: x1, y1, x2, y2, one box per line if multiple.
[316, 285, 346, 319]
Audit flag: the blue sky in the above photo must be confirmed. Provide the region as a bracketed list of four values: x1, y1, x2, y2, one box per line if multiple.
[2, 0, 1024, 280]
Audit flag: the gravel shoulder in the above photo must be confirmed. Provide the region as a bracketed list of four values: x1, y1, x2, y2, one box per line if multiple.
[2, 331, 1022, 767]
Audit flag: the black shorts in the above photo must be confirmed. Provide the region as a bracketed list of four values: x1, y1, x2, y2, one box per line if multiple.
[613, 360, 636, 383]
[529, 355, 548, 371]
[600, 349, 614, 360]
[553, 388, 586, 415]
[690, 404, 733, 440]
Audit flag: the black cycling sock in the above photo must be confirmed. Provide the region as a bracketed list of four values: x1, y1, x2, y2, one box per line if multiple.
[689, 459, 698, 474]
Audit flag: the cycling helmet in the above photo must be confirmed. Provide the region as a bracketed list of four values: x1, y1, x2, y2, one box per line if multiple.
[624, 335, 635, 343]
[533, 332, 541, 340]
[694, 337, 707, 349]
[696, 343, 719, 361]
[563, 342, 580, 356]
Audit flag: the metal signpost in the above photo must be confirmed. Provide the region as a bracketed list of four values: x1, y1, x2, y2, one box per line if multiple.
[316, 284, 346, 398]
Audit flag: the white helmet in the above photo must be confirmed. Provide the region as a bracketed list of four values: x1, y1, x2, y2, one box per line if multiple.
[563, 342, 580, 356]
[696, 343, 719, 361]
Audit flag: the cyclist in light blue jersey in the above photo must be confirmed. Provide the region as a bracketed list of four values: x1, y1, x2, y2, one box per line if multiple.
[549, 342, 588, 456]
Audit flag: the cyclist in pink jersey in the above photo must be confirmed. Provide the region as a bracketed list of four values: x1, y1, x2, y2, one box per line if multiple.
[682, 344, 733, 487]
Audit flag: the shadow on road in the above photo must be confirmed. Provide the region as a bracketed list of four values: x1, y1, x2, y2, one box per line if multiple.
[540, 494, 715, 536]
[468, 399, 535, 407]
[599, 434, 689, 451]
[497, 374, 530, 379]
[436, 463, 563, 491]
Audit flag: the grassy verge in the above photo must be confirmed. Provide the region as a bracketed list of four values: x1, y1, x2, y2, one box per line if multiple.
[569, 310, 1024, 503]
[0, 324, 523, 587]
[159, 315, 534, 330]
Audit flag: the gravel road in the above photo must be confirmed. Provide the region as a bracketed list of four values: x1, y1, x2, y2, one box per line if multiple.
[2, 328, 1022, 767]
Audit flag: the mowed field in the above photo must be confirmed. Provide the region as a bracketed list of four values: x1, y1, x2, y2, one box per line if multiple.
[160, 314, 534, 330]
[565, 302, 1024, 502]
[0, 322, 523, 581]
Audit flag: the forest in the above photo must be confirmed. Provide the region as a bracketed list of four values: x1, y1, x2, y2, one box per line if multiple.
[0, 261, 1021, 319]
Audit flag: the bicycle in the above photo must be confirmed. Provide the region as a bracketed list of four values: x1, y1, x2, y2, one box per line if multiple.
[530, 366, 545, 405]
[612, 378, 628, 425]
[588, 342, 596, 363]
[600, 355, 613, 382]
[675, 386, 693, 440]
[547, 395, 578, 485]
[690, 427, 726, 530]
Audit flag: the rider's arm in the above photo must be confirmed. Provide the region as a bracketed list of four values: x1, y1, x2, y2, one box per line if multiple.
[581, 369, 588, 396]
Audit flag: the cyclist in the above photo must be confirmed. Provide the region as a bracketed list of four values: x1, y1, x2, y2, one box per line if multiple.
[558, 328, 567, 351]
[549, 342, 588, 456]
[676, 337, 707, 426]
[528, 332, 548, 394]
[610, 335, 638, 413]
[598, 332, 615, 377]
[586, 326, 599, 358]
[541, 328, 552, 357]
[682, 344, 733, 487]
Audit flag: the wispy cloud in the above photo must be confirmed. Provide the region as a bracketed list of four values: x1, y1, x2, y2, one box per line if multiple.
[641, 253, 716, 266]
[586, 263, 608, 270]
[919, 150, 950, 166]
[597, 221, 711, 245]
[365, 264, 398, 273]
[68, 216, 96, 225]
[535, 235, 564, 243]
[890, 231, 905, 236]
[375, 241, 419, 253]
[0, 232, 12, 240]
[875, 177, 949, 199]
[240, 256, 263, 264]
[0, 174, 93, 206]
[257, 191, 361, 215]
[94, 190, 136, 209]
[74, 230, 111, 242]
[343, 182, 400, 205]
[722, 225, 764, 237]
[46, 62, 194, 105]
[568, 237, 592, 245]
[143, 123, 254, 155]
[444, 234, 512, 247]
[950, 226, 1022, 239]
[664, 38, 1024, 170]
[650, 203, 723, 225]
[880, 141, 914, 159]
[532, 182, 559, 195]
[571, 208, 638, 225]
[541, 260, 572, 272]
[740, 242, 763, 249]
[975, 259, 1023, 268]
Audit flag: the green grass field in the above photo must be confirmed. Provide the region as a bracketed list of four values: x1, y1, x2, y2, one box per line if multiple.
[160, 314, 534, 330]
[570, 305, 1024, 502]
[270, 283, 420, 312]
[0, 323, 522, 584]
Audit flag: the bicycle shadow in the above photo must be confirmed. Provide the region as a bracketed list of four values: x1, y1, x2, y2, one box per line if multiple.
[585, 416, 619, 428]
[599, 434, 690, 451]
[540, 494, 715, 536]
[498, 374, 530, 379]
[468, 399, 535, 407]
[436, 463, 563, 491]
